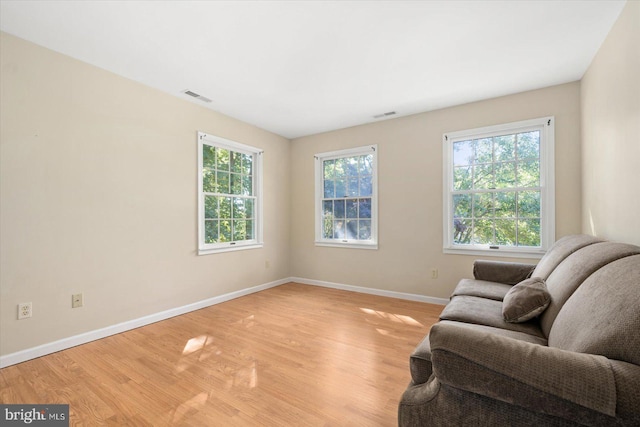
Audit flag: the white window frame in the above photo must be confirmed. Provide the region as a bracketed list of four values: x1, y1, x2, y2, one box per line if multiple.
[315, 145, 378, 250]
[443, 117, 555, 258]
[198, 132, 263, 255]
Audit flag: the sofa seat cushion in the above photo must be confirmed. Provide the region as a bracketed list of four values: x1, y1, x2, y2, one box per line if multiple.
[438, 320, 549, 346]
[439, 295, 545, 338]
[502, 277, 551, 323]
[451, 279, 512, 301]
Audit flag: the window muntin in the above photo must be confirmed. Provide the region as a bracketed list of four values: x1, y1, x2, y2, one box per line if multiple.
[198, 132, 262, 254]
[443, 118, 554, 257]
[315, 146, 378, 249]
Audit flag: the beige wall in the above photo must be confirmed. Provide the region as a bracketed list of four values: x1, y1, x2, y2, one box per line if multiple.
[0, 33, 291, 356]
[581, 1, 640, 245]
[291, 83, 583, 298]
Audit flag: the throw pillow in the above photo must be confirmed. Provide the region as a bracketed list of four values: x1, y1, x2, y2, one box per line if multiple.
[502, 277, 551, 323]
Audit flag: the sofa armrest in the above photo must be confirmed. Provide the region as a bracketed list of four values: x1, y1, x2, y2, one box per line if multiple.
[430, 322, 617, 418]
[473, 260, 536, 284]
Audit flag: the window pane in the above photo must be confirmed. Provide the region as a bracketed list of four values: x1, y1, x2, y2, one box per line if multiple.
[473, 164, 494, 189]
[453, 218, 472, 244]
[473, 193, 493, 218]
[242, 154, 253, 175]
[335, 158, 346, 177]
[346, 157, 358, 176]
[518, 191, 540, 218]
[219, 197, 231, 219]
[358, 198, 371, 219]
[233, 198, 246, 219]
[323, 213, 333, 238]
[359, 155, 373, 175]
[216, 148, 230, 171]
[517, 131, 540, 160]
[453, 194, 472, 218]
[494, 161, 516, 188]
[242, 175, 252, 196]
[231, 151, 242, 173]
[203, 168, 216, 192]
[334, 200, 345, 218]
[517, 160, 540, 187]
[346, 220, 358, 239]
[333, 220, 345, 239]
[231, 173, 242, 195]
[346, 199, 358, 218]
[359, 175, 372, 196]
[495, 192, 516, 218]
[453, 166, 472, 190]
[220, 220, 232, 242]
[323, 200, 333, 216]
[323, 159, 335, 180]
[359, 220, 371, 240]
[453, 140, 474, 166]
[473, 219, 494, 244]
[203, 145, 216, 169]
[246, 220, 254, 240]
[347, 177, 358, 196]
[205, 220, 218, 243]
[494, 135, 515, 161]
[245, 199, 254, 219]
[335, 178, 346, 198]
[518, 219, 540, 246]
[324, 180, 334, 198]
[495, 219, 516, 245]
[233, 220, 246, 241]
[216, 171, 230, 194]
[205, 196, 217, 219]
[475, 138, 493, 163]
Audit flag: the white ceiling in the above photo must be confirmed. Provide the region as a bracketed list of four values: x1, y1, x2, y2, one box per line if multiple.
[0, 0, 626, 139]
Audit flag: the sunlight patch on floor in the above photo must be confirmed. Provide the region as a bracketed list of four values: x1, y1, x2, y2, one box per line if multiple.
[359, 307, 424, 327]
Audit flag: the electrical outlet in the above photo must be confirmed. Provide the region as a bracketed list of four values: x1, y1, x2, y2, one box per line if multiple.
[18, 302, 32, 319]
[431, 268, 438, 279]
[72, 293, 83, 308]
[265, 260, 270, 269]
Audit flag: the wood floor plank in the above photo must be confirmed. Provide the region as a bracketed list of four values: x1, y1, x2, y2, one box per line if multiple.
[0, 283, 442, 425]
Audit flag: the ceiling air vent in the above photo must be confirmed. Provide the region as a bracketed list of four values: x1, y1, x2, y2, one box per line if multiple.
[373, 111, 396, 119]
[182, 89, 212, 103]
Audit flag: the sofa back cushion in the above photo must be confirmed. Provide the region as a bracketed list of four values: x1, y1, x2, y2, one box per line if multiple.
[539, 242, 640, 337]
[531, 234, 602, 280]
[548, 255, 640, 366]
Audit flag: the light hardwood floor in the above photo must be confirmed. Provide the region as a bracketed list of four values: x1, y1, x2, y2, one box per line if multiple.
[0, 282, 442, 426]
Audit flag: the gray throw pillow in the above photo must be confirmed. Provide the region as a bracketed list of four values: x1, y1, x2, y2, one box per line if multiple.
[502, 277, 551, 323]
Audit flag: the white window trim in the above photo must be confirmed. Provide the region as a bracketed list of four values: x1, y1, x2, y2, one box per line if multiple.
[314, 145, 378, 250]
[197, 132, 263, 255]
[442, 117, 555, 258]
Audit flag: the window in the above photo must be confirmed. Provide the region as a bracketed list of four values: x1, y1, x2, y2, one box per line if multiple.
[198, 132, 263, 255]
[443, 117, 554, 257]
[315, 145, 378, 249]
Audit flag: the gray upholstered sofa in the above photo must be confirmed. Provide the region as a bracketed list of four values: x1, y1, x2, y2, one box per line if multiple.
[399, 234, 640, 426]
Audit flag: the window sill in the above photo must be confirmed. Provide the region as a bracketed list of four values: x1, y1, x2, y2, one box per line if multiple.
[443, 246, 545, 259]
[198, 243, 263, 255]
[315, 241, 378, 250]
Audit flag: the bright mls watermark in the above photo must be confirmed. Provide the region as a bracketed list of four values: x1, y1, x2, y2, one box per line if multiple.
[1, 405, 69, 426]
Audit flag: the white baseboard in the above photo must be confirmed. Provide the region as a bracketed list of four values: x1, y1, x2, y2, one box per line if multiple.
[1, 277, 446, 368]
[290, 277, 450, 306]
[0, 278, 289, 368]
